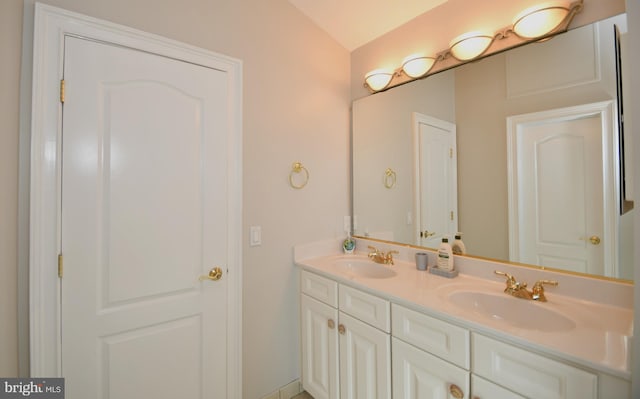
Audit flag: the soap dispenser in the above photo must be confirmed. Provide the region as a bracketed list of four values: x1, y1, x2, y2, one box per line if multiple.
[437, 237, 454, 271]
[452, 232, 466, 255]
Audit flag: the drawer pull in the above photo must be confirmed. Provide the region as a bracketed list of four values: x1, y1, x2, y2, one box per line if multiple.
[338, 324, 346, 335]
[327, 319, 335, 329]
[449, 384, 463, 399]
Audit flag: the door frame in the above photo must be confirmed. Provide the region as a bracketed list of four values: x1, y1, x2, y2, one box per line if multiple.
[29, 4, 243, 395]
[506, 101, 618, 277]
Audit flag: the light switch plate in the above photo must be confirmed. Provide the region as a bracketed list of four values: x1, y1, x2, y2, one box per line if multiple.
[250, 226, 261, 246]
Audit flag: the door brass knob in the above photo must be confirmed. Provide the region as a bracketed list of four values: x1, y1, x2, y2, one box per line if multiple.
[338, 324, 346, 335]
[579, 235, 601, 245]
[327, 319, 335, 329]
[199, 267, 223, 281]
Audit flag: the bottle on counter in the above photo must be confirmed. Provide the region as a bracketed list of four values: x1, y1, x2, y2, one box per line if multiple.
[437, 237, 454, 271]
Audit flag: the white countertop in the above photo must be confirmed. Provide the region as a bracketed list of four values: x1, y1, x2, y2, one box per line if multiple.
[294, 238, 633, 379]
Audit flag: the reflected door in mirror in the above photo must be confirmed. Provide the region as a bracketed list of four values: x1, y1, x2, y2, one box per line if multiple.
[414, 114, 458, 246]
[507, 103, 617, 276]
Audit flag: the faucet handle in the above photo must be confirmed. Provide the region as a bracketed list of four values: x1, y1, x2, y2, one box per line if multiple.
[531, 279, 558, 301]
[494, 270, 516, 284]
[367, 246, 380, 259]
[385, 250, 399, 265]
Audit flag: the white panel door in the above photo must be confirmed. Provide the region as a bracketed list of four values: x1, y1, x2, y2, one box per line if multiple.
[61, 36, 229, 399]
[515, 114, 604, 274]
[301, 295, 339, 399]
[339, 313, 391, 399]
[413, 113, 458, 247]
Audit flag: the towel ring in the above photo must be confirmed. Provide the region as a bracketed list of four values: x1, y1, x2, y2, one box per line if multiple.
[289, 162, 309, 189]
[384, 168, 396, 189]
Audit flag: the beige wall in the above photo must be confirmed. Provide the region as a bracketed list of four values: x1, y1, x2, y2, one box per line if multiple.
[0, 0, 23, 379]
[2, 0, 350, 398]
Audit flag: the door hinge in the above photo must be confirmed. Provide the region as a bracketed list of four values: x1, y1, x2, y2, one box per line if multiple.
[58, 254, 63, 278]
[449, 148, 453, 158]
[60, 79, 65, 103]
[450, 211, 454, 221]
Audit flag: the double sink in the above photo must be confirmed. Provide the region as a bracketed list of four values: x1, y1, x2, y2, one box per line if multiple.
[333, 255, 576, 333]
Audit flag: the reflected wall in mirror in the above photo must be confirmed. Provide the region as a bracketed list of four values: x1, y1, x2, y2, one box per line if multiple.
[352, 14, 634, 281]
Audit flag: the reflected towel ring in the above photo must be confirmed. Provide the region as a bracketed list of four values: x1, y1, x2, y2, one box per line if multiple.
[289, 162, 309, 189]
[384, 168, 396, 189]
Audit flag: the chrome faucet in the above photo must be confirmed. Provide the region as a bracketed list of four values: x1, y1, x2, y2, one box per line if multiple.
[368, 246, 399, 265]
[494, 271, 558, 302]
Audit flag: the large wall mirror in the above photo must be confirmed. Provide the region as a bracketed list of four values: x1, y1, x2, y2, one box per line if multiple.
[352, 13, 634, 281]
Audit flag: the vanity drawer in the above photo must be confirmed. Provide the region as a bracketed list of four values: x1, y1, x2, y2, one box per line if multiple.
[392, 304, 469, 369]
[301, 270, 338, 307]
[472, 375, 526, 399]
[339, 285, 390, 332]
[472, 333, 597, 399]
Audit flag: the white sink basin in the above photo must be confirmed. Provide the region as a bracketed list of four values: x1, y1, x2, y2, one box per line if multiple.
[333, 258, 397, 279]
[448, 291, 575, 332]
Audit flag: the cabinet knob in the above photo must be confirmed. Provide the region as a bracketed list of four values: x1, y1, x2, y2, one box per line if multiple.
[338, 324, 346, 335]
[449, 384, 464, 399]
[327, 319, 335, 329]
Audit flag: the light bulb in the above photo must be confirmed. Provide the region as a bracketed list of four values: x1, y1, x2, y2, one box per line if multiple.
[449, 32, 493, 61]
[402, 55, 436, 78]
[364, 69, 394, 91]
[513, 3, 570, 39]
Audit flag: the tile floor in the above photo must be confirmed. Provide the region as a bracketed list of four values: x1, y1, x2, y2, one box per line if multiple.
[292, 392, 313, 399]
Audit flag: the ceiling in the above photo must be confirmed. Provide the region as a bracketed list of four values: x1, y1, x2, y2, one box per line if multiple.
[287, 0, 450, 51]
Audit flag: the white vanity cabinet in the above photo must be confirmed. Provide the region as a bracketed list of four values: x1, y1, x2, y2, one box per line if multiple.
[300, 270, 391, 399]
[299, 267, 630, 399]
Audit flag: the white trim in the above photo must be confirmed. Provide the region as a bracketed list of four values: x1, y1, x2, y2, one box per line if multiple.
[29, 3, 242, 395]
[506, 101, 618, 277]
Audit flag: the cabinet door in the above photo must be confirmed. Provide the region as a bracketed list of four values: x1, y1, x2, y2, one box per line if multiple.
[301, 295, 339, 399]
[471, 375, 525, 399]
[393, 338, 470, 399]
[339, 312, 391, 399]
[472, 334, 597, 399]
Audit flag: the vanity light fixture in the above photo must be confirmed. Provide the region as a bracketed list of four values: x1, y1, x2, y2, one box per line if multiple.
[402, 54, 436, 78]
[449, 31, 494, 61]
[512, 3, 571, 39]
[364, 69, 395, 91]
[362, 0, 583, 93]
